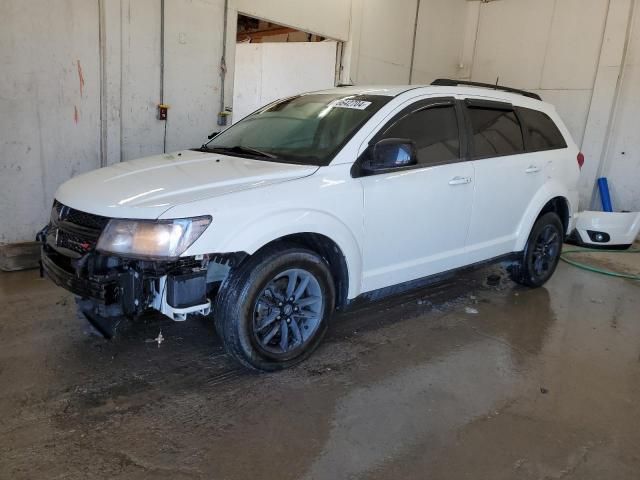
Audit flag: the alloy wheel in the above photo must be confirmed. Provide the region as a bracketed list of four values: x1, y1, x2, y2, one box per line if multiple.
[252, 268, 324, 357]
[530, 224, 561, 278]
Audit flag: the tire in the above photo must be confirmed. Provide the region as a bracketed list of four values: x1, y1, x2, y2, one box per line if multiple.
[214, 243, 335, 371]
[510, 212, 564, 288]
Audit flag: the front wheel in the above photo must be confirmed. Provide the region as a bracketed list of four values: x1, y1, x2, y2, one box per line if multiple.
[510, 212, 564, 288]
[215, 244, 335, 371]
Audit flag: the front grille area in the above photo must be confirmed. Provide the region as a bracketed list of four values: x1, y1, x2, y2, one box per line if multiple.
[52, 200, 110, 231]
[47, 201, 111, 257]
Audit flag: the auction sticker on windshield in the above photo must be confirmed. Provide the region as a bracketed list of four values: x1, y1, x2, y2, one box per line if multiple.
[333, 99, 372, 110]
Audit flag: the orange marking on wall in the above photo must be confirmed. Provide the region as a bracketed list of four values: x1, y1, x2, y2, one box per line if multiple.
[76, 60, 85, 97]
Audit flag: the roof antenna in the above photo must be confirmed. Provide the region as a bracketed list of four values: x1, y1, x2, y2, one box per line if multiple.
[495, 77, 499, 89]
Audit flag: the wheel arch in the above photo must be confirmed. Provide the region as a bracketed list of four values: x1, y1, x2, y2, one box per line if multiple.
[515, 185, 573, 252]
[536, 196, 570, 235]
[249, 233, 350, 310]
[182, 205, 364, 301]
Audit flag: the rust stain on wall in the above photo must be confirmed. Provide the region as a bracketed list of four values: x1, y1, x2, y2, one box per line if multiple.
[73, 106, 79, 124]
[76, 60, 85, 97]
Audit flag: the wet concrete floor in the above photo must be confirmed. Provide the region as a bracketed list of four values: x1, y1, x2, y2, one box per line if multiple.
[1, 252, 640, 479]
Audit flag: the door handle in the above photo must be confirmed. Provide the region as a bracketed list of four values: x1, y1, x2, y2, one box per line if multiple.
[525, 165, 541, 174]
[449, 176, 472, 185]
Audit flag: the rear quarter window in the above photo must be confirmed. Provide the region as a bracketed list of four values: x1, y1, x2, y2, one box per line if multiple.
[466, 107, 525, 158]
[517, 107, 567, 151]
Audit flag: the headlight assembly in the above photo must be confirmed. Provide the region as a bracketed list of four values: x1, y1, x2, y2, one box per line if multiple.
[96, 216, 211, 259]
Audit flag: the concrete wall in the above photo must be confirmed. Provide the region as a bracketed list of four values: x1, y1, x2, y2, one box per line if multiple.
[0, 0, 101, 244]
[0, 0, 355, 244]
[410, 0, 471, 84]
[469, 0, 608, 150]
[345, 0, 470, 85]
[117, 0, 233, 161]
[233, 42, 338, 121]
[119, 0, 164, 162]
[348, 0, 418, 84]
[461, 0, 638, 211]
[235, 0, 351, 41]
[600, 2, 640, 211]
[1, 0, 639, 245]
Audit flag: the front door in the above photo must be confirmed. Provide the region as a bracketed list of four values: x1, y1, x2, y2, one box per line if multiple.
[357, 98, 475, 293]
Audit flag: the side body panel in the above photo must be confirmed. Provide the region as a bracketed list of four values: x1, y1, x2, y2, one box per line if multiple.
[465, 148, 547, 262]
[353, 95, 475, 292]
[358, 162, 475, 292]
[162, 162, 367, 299]
[164, 88, 581, 302]
[514, 108, 581, 251]
[461, 94, 581, 262]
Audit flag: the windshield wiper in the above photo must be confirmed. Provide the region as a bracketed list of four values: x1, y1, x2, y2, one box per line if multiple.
[205, 145, 277, 159]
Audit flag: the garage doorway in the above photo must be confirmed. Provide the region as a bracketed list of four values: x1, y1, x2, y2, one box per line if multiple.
[232, 14, 340, 123]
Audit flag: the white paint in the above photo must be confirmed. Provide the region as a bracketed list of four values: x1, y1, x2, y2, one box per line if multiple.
[575, 211, 640, 247]
[55, 149, 318, 219]
[53, 85, 580, 303]
[232, 42, 337, 122]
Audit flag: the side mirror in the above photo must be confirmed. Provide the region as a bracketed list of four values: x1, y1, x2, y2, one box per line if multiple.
[362, 138, 417, 174]
[207, 131, 219, 140]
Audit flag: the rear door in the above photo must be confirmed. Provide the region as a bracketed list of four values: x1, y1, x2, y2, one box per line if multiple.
[462, 98, 545, 262]
[356, 98, 475, 293]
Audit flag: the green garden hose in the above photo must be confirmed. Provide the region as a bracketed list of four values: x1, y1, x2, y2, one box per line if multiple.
[560, 247, 640, 280]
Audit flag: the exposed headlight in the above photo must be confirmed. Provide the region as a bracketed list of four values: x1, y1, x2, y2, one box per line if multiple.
[96, 216, 211, 259]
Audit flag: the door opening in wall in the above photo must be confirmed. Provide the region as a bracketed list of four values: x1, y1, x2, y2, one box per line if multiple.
[232, 14, 341, 123]
[236, 14, 327, 44]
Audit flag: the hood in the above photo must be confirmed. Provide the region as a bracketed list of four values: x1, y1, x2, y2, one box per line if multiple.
[55, 150, 318, 219]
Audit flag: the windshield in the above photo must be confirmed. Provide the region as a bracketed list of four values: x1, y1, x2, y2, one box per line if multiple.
[202, 93, 391, 165]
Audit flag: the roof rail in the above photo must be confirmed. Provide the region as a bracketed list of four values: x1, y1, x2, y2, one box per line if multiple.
[431, 78, 542, 101]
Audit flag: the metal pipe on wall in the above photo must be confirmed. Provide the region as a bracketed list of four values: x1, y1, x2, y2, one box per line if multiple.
[160, 0, 165, 105]
[160, 0, 167, 152]
[408, 0, 421, 84]
[99, 0, 107, 167]
[219, 0, 229, 124]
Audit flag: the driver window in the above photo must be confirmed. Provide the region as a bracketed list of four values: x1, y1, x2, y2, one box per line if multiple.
[382, 105, 460, 166]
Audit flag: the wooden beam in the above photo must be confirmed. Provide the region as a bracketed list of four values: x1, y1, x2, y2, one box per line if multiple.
[237, 26, 297, 41]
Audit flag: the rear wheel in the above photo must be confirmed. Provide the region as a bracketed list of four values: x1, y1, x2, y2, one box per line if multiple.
[215, 244, 335, 371]
[510, 212, 563, 288]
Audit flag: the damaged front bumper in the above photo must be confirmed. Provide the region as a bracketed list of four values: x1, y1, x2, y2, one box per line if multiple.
[39, 201, 245, 337]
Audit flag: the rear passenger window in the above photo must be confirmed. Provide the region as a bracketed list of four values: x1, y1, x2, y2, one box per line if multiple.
[517, 108, 567, 151]
[382, 105, 460, 166]
[467, 107, 524, 158]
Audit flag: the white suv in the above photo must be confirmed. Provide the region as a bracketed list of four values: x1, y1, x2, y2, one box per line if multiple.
[41, 80, 582, 370]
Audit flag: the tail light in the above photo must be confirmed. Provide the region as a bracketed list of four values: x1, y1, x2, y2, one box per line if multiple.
[577, 152, 585, 169]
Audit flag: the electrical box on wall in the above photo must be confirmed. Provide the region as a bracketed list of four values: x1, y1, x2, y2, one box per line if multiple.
[158, 104, 169, 121]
